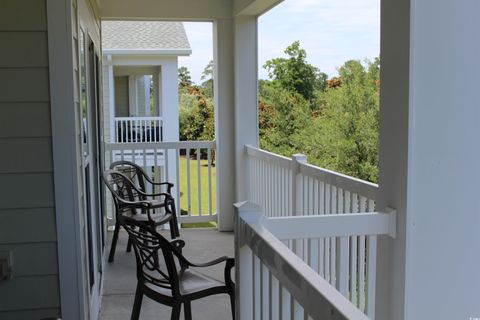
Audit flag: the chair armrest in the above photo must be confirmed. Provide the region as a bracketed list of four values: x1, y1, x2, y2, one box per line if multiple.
[141, 174, 174, 192]
[117, 198, 153, 209]
[173, 251, 233, 269]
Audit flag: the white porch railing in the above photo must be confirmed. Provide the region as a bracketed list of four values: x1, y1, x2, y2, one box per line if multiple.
[235, 202, 395, 320]
[114, 116, 163, 143]
[245, 145, 383, 317]
[104, 141, 216, 224]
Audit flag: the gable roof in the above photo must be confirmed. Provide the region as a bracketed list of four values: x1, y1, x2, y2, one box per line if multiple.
[102, 21, 191, 55]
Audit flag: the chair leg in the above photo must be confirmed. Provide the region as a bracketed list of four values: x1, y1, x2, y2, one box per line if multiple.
[229, 292, 235, 320]
[126, 225, 135, 252]
[171, 303, 181, 320]
[131, 283, 143, 320]
[184, 301, 192, 320]
[108, 221, 120, 262]
[169, 200, 180, 238]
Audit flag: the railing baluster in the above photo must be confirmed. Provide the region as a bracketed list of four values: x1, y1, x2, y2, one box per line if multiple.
[359, 196, 367, 312]
[176, 148, 181, 217]
[186, 148, 191, 217]
[207, 148, 212, 216]
[350, 193, 359, 305]
[271, 274, 280, 320]
[254, 256, 261, 320]
[366, 198, 377, 318]
[325, 183, 331, 282]
[330, 185, 337, 286]
[197, 148, 202, 216]
[262, 263, 270, 320]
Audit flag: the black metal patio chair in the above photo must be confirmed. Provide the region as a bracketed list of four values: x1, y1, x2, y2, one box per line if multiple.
[103, 169, 178, 262]
[118, 214, 235, 320]
[110, 160, 180, 239]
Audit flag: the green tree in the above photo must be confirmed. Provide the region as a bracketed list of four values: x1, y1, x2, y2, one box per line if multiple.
[200, 60, 214, 98]
[259, 84, 311, 157]
[307, 59, 380, 182]
[178, 66, 192, 87]
[263, 41, 327, 103]
[179, 86, 214, 142]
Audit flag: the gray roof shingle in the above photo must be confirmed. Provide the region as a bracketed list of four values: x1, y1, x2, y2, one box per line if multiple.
[102, 21, 191, 52]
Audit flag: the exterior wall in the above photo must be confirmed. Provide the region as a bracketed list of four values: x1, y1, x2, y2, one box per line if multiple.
[0, 1, 60, 319]
[405, 0, 480, 318]
[135, 75, 147, 116]
[114, 76, 129, 117]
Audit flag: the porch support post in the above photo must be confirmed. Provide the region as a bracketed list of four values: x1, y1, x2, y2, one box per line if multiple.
[375, 0, 411, 318]
[160, 60, 179, 201]
[234, 15, 258, 201]
[107, 55, 115, 142]
[214, 19, 236, 231]
[377, 0, 480, 318]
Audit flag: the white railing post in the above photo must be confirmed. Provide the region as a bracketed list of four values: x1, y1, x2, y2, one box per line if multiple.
[291, 153, 307, 216]
[234, 201, 263, 320]
[291, 154, 307, 257]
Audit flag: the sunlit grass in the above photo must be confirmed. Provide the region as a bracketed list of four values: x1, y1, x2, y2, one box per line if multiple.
[178, 156, 216, 217]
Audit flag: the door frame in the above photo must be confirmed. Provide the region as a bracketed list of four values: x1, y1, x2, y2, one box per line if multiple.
[47, 0, 87, 319]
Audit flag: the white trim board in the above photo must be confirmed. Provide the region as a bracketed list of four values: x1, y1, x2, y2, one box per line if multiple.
[47, 0, 86, 319]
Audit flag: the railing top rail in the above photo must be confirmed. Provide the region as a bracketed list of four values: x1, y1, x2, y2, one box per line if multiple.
[235, 202, 370, 320]
[245, 145, 378, 201]
[245, 144, 294, 169]
[114, 116, 163, 121]
[105, 140, 216, 150]
[300, 162, 379, 201]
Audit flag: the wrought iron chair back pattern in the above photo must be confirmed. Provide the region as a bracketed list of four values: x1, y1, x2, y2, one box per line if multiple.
[119, 215, 235, 320]
[103, 169, 177, 262]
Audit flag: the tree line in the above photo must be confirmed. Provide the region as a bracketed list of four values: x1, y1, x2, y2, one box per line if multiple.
[178, 41, 380, 182]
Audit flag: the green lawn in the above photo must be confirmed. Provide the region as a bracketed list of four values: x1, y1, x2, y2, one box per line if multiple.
[178, 156, 217, 222]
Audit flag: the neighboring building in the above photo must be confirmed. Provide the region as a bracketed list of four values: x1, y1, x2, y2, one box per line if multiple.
[101, 21, 191, 205]
[101, 21, 191, 144]
[0, 0, 479, 319]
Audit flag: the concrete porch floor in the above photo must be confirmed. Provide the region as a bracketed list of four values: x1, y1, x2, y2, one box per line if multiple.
[100, 228, 234, 320]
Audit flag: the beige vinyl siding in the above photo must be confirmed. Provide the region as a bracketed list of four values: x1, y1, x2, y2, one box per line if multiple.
[136, 75, 147, 116]
[0, 1, 60, 319]
[115, 75, 129, 117]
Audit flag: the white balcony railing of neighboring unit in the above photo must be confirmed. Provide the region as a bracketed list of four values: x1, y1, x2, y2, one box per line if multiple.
[114, 116, 163, 143]
[104, 141, 216, 224]
[244, 145, 396, 319]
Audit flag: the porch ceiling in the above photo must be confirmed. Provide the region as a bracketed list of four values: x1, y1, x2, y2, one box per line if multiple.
[99, 0, 283, 21]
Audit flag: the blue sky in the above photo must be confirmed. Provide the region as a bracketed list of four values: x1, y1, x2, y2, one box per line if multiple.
[178, 0, 380, 84]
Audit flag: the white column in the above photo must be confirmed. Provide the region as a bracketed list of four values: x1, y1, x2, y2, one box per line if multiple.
[161, 59, 179, 204]
[375, 0, 410, 318]
[214, 19, 236, 231]
[377, 0, 480, 318]
[107, 55, 115, 142]
[234, 15, 259, 201]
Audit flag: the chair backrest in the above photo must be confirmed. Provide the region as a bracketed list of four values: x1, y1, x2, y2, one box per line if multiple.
[118, 215, 182, 296]
[102, 169, 143, 212]
[110, 160, 148, 195]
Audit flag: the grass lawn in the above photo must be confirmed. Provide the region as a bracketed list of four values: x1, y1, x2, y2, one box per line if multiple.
[178, 156, 217, 227]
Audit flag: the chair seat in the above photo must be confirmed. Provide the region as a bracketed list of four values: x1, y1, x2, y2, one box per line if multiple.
[144, 269, 225, 298]
[121, 210, 172, 225]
